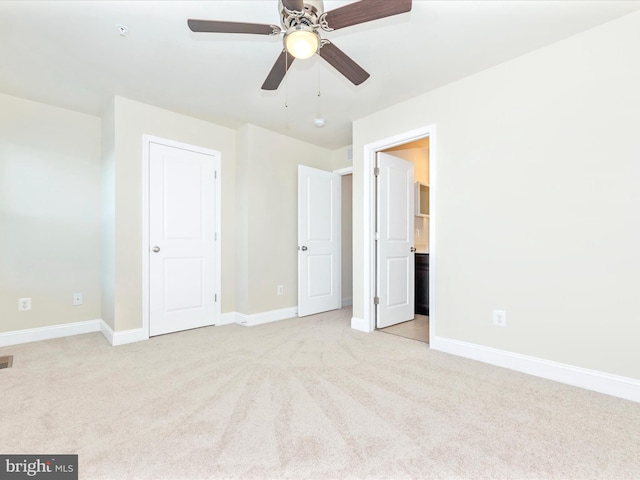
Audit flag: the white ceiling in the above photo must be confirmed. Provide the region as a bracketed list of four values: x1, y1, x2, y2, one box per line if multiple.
[1, 1, 639, 149]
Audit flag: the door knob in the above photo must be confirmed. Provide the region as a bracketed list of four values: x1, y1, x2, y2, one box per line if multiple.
[152, 246, 160, 253]
[300, 246, 308, 251]
[410, 247, 417, 252]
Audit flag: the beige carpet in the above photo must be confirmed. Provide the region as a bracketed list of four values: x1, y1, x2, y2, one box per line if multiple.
[1, 307, 639, 479]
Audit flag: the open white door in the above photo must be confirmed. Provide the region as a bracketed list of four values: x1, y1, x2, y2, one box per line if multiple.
[298, 165, 341, 317]
[149, 142, 219, 336]
[376, 152, 415, 328]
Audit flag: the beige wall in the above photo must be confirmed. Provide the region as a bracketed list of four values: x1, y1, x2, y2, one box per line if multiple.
[341, 175, 353, 305]
[236, 124, 334, 314]
[330, 145, 352, 171]
[234, 125, 251, 314]
[0, 93, 102, 332]
[352, 12, 640, 380]
[385, 148, 429, 185]
[110, 96, 236, 331]
[101, 99, 115, 330]
[1, 92, 344, 336]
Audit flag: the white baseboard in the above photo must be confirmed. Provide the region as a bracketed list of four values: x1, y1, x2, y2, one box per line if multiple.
[430, 336, 640, 403]
[342, 296, 353, 307]
[0, 308, 301, 348]
[99, 321, 148, 346]
[217, 312, 238, 326]
[237, 307, 298, 327]
[0, 319, 102, 347]
[351, 316, 372, 332]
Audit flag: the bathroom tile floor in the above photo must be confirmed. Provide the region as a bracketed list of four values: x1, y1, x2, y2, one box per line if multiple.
[378, 314, 429, 344]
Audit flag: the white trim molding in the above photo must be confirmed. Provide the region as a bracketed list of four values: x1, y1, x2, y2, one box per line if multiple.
[431, 336, 640, 403]
[100, 322, 148, 346]
[350, 316, 371, 333]
[236, 307, 298, 327]
[218, 312, 238, 326]
[362, 125, 436, 333]
[0, 319, 102, 347]
[333, 166, 353, 176]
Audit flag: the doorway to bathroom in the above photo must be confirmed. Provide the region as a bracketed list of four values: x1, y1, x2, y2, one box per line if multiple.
[362, 125, 435, 345]
[377, 137, 430, 343]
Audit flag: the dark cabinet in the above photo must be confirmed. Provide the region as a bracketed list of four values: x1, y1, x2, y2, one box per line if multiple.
[415, 253, 429, 315]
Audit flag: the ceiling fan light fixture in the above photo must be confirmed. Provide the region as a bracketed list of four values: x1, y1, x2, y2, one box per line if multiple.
[284, 26, 319, 60]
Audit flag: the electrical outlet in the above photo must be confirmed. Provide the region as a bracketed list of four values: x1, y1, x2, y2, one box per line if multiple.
[493, 309, 506, 327]
[73, 293, 83, 306]
[277, 285, 284, 296]
[18, 298, 31, 311]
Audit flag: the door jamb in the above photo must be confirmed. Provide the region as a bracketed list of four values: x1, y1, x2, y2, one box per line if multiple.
[361, 125, 436, 334]
[333, 166, 353, 176]
[142, 135, 221, 338]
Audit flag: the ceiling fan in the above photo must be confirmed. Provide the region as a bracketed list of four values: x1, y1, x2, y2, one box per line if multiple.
[187, 0, 412, 90]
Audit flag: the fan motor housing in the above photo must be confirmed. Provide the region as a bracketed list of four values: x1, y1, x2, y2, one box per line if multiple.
[280, 0, 324, 30]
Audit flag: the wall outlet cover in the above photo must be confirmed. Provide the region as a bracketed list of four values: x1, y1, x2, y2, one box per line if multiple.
[73, 293, 83, 306]
[18, 298, 31, 311]
[493, 309, 506, 327]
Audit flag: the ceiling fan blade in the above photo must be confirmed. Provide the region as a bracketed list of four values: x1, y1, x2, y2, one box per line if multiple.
[188, 19, 280, 35]
[261, 50, 296, 90]
[282, 0, 304, 11]
[319, 42, 370, 86]
[322, 0, 412, 31]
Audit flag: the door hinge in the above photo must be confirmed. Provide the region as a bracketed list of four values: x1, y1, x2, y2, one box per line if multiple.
[374, 167, 380, 177]
[215, 232, 217, 241]
[215, 293, 217, 302]
[373, 296, 379, 305]
[214, 170, 217, 179]
[375, 232, 380, 241]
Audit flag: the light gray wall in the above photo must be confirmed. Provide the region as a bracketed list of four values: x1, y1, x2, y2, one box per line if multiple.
[352, 11, 640, 380]
[0, 93, 102, 332]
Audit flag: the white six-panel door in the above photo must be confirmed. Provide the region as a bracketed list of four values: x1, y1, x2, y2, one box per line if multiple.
[298, 165, 341, 317]
[376, 152, 415, 328]
[149, 142, 218, 336]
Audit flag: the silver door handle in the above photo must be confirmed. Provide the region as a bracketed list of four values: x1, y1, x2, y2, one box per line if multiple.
[410, 247, 417, 252]
[300, 246, 308, 251]
[152, 246, 160, 253]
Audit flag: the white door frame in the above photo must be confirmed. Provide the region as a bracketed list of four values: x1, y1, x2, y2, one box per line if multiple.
[142, 135, 221, 338]
[361, 125, 436, 334]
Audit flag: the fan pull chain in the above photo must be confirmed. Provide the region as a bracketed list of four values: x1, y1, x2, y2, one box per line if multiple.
[285, 52, 289, 109]
[284, 51, 289, 129]
[316, 58, 322, 119]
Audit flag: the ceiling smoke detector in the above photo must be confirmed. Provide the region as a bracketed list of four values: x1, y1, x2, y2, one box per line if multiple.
[314, 118, 325, 128]
[116, 24, 129, 36]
